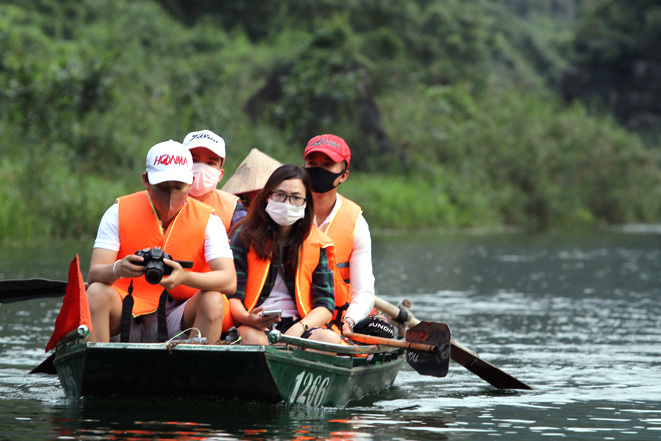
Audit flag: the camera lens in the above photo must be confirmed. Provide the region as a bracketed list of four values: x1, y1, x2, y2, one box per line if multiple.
[144, 262, 164, 284]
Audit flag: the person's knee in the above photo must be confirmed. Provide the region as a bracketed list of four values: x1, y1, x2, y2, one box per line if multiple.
[196, 291, 224, 320]
[87, 283, 116, 309]
[310, 329, 343, 345]
[238, 325, 267, 345]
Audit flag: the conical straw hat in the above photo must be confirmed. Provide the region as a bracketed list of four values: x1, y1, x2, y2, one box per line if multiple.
[221, 148, 283, 195]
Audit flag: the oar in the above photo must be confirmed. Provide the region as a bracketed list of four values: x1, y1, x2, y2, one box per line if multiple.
[344, 331, 438, 353]
[30, 353, 56, 374]
[374, 296, 533, 390]
[346, 321, 451, 378]
[0, 278, 68, 304]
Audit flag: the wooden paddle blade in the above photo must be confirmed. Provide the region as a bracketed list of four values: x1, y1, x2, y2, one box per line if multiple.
[405, 322, 451, 378]
[450, 339, 533, 390]
[374, 296, 534, 390]
[0, 279, 67, 304]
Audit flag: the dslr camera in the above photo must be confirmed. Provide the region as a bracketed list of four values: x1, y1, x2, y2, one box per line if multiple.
[134, 247, 193, 285]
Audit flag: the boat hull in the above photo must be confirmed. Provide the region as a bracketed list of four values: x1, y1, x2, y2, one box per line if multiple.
[53, 341, 404, 407]
[267, 346, 403, 407]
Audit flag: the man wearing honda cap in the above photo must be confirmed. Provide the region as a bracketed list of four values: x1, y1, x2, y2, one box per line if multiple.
[303, 134, 393, 338]
[182, 129, 247, 232]
[86, 140, 236, 343]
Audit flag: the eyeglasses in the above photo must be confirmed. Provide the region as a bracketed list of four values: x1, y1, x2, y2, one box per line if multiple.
[269, 191, 307, 207]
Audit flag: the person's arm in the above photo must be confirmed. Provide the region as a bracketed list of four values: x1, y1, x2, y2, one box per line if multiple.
[226, 230, 278, 330]
[88, 248, 119, 285]
[229, 200, 248, 230]
[228, 297, 251, 325]
[226, 229, 253, 325]
[342, 214, 375, 332]
[285, 306, 332, 338]
[88, 203, 146, 284]
[160, 256, 236, 294]
[88, 247, 151, 284]
[227, 227, 248, 300]
[228, 298, 275, 330]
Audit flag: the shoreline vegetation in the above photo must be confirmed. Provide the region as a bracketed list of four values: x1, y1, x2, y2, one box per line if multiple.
[2, 0, 660, 245]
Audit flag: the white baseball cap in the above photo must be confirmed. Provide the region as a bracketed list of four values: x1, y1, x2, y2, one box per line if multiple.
[145, 140, 194, 185]
[182, 129, 226, 159]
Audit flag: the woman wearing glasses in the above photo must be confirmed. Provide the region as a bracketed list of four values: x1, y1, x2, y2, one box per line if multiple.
[227, 164, 344, 345]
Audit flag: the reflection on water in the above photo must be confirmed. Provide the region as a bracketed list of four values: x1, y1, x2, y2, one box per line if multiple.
[1, 230, 661, 440]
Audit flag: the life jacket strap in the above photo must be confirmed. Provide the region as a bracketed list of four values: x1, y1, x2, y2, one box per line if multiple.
[327, 301, 350, 331]
[337, 261, 350, 284]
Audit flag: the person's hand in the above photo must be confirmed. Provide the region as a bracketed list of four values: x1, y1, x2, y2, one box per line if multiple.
[159, 258, 186, 290]
[114, 254, 148, 279]
[248, 306, 281, 330]
[341, 317, 355, 335]
[341, 321, 352, 335]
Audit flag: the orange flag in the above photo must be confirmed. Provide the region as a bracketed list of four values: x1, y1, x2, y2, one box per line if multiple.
[45, 254, 93, 352]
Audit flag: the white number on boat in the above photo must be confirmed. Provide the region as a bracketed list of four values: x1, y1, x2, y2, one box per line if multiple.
[290, 371, 330, 406]
[60, 365, 80, 397]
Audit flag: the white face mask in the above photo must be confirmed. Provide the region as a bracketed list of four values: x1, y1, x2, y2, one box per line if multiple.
[266, 200, 306, 226]
[190, 163, 222, 197]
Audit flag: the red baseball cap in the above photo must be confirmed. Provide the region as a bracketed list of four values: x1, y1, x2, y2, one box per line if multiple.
[304, 134, 351, 166]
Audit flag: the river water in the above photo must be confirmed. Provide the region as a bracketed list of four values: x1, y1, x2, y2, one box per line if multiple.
[1, 228, 660, 440]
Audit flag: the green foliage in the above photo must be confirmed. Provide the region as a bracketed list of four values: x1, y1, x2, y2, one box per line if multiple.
[573, 0, 661, 63]
[342, 173, 463, 230]
[564, 0, 661, 136]
[268, 16, 366, 142]
[0, 0, 659, 244]
[380, 83, 661, 230]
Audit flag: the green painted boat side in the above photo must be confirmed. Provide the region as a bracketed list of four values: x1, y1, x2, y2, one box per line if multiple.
[266, 347, 404, 407]
[53, 341, 404, 407]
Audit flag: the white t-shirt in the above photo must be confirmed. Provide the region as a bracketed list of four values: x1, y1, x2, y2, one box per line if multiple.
[93, 202, 232, 262]
[317, 194, 375, 323]
[259, 274, 298, 318]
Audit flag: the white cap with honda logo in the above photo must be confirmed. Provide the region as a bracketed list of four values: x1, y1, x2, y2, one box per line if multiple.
[145, 140, 194, 185]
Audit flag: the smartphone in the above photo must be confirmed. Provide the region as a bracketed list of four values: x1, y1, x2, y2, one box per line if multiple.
[261, 309, 282, 319]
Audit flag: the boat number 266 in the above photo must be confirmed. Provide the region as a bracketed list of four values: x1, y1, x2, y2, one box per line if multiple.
[290, 371, 330, 406]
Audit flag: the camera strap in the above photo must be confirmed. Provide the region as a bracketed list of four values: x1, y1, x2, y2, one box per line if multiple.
[118, 281, 170, 342]
[120, 280, 135, 342]
[156, 290, 169, 342]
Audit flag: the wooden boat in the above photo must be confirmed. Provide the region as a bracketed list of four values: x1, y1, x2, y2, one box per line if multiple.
[2, 275, 530, 395]
[52, 326, 405, 407]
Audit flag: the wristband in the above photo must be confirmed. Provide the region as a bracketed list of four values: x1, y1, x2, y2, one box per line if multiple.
[112, 260, 120, 279]
[345, 317, 356, 331]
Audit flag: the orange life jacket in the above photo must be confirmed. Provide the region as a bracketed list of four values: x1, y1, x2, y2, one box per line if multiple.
[319, 194, 361, 321]
[199, 189, 239, 232]
[241, 226, 336, 319]
[114, 191, 212, 316]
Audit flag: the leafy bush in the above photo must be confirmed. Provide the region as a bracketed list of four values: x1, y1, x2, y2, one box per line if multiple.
[0, 0, 659, 244]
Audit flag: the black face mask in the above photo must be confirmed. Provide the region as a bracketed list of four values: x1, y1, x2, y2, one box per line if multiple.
[305, 167, 345, 194]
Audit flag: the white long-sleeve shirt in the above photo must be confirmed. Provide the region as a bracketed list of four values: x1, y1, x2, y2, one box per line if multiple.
[316, 194, 375, 324]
